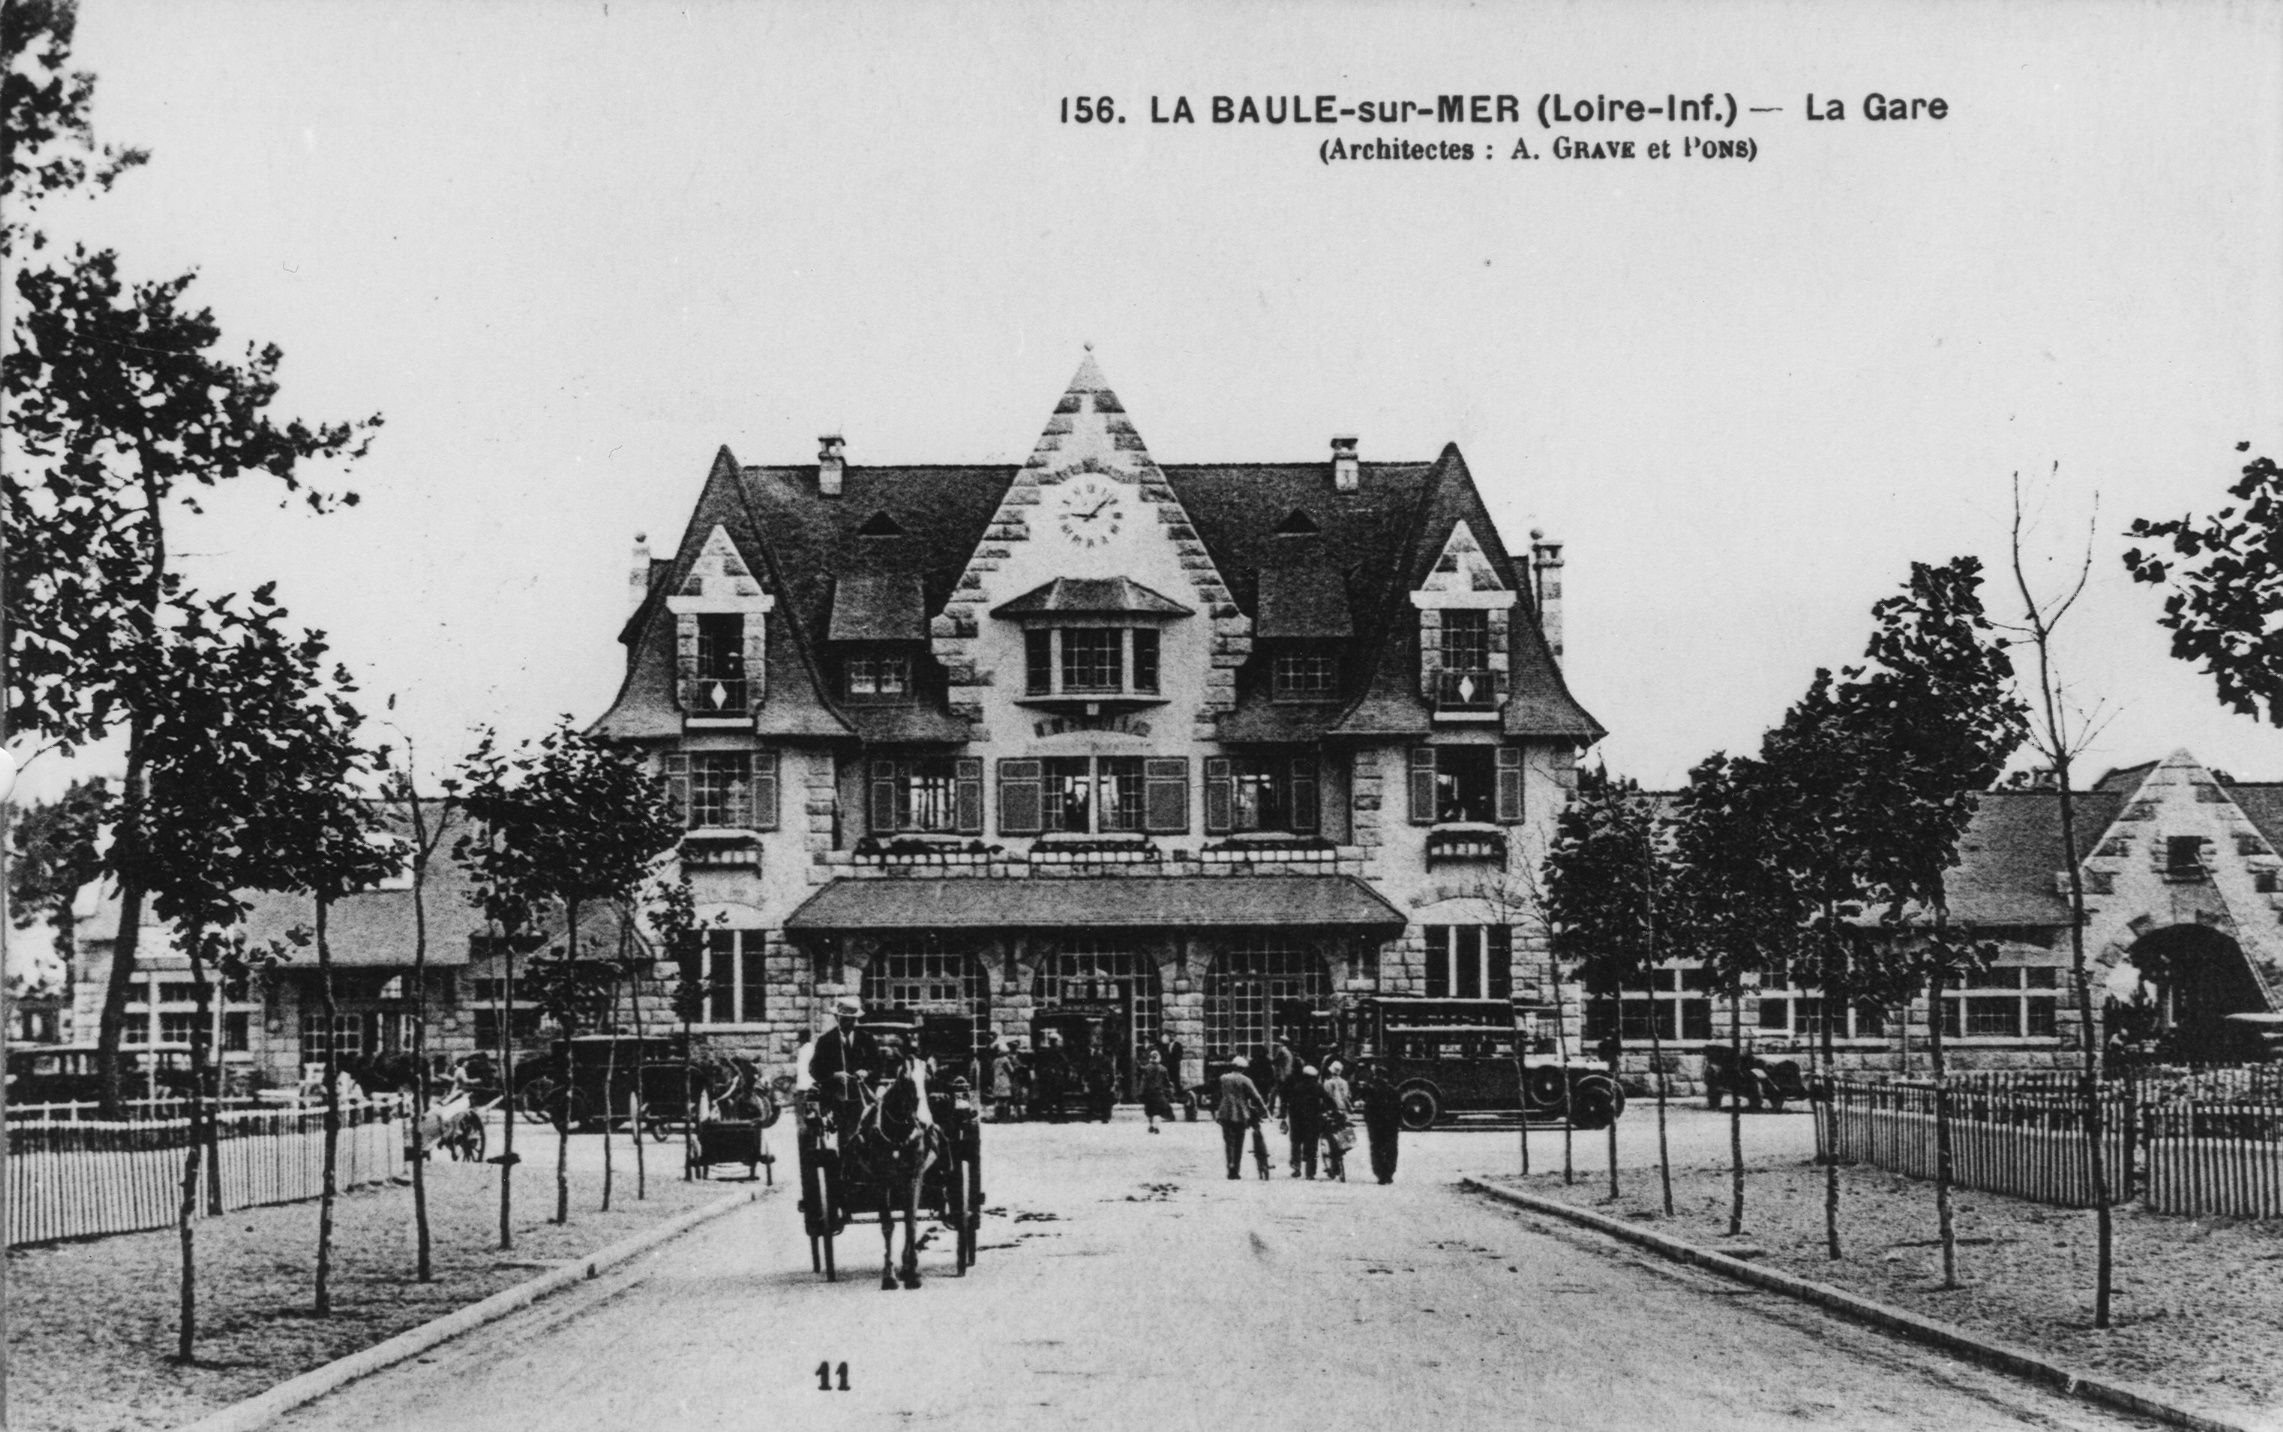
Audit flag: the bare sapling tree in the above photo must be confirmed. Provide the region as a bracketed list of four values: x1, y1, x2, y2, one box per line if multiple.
[381, 710, 457, 1282]
[2003, 468, 2117, 1327]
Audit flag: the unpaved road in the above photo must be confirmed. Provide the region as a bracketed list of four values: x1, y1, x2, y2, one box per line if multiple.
[271, 1111, 2158, 1431]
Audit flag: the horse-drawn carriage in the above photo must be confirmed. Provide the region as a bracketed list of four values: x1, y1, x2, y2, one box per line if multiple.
[511, 1034, 778, 1142]
[794, 1011, 985, 1287]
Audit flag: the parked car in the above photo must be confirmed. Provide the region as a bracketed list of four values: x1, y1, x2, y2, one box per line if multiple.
[5, 1044, 199, 1105]
[1701, 1044, 1809, 1112]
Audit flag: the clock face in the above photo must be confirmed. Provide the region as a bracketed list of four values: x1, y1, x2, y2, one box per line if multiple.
[1055, 477, 1125, 548]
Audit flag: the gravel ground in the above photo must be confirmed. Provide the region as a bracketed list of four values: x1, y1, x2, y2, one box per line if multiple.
[1490, 1125, 2283, 1425]
[6, 1119, 741, 1432]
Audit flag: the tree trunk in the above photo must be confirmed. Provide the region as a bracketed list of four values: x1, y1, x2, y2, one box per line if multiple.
[2051, 751, 2113, 1326]
[1727, 988, 1745, 1237]
[622, 914, 648, 1201]
[1551, 961, 1575, 1186]
[408, 805, 433, 1283]
[1604, 1018, 1621, 1202]
[1645, 968, 1672, 1216]
[558, 902, 577, 1226]
[176, 924, 214, 1363]
[683, 1016, 698, 1183]
[97, 735, 151, 1117]
[1927, 941, 1960, 1290]
[315, 896, 340, 1318]
[1821, 915, 1842, 1261]
[498, 930, 515, 1253]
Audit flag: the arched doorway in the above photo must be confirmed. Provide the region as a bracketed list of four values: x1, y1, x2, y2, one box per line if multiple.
[2123, 924, 2272, 1063]
[861, 942, 991, 1052]
[1032, 941, 1163, 1098]
[1204, 940, 1330, 1060]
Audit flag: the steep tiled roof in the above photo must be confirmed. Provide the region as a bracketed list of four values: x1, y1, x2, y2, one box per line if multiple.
[2227, 784, 2283, 850]
[827, 572, 928, 641]
[594, 387, 1604, 748]
[993, 576, 1191, 617]
[1943, 789, 2126, 925]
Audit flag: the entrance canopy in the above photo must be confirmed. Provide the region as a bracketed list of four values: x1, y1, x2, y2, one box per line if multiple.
[784, 875, 1404, 933]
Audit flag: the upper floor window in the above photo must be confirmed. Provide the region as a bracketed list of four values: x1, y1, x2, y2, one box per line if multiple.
[1204, 754, 1318, 835]
[1440, 609, 1489, 671]
[1272, 650, 1337, 701]
[999, 756, 1189, 835]
[1407, 745, 1522, 825]
[870, 756, 983, 835]
[666, 750, 781, 831]
[694, 615, 748, 713]
[1022, 627, 1162, 699]
[846, 652, 912, 703]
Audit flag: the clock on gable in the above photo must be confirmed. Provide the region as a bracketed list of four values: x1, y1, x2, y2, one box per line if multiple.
[1054, 476, 1125, 548]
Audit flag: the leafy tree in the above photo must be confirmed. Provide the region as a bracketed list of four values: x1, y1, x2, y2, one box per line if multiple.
[456, 720, 680, 1224]
[1544, 768, 1676, 1212]
[114, 591, 378, 1351]
[7, 775, 111, 980]
[1842, 557, 2027, 1285]
[2125, 444, 2283, 726]
[1671, 752, 1805, 1237]
[651, 875, 709, 1182]
[3, 4, 379, 1113]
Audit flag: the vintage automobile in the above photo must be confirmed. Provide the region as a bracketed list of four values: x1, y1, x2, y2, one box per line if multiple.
[5, 1044, 199, 1106]
[1700, 1043, 1810, 1112]
[1185, 997, 1624, 1131]
[512, 1033, 737, 1135]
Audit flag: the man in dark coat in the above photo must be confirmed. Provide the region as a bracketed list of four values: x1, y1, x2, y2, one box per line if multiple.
[1283, 1065, 1326, 1178]
[1214, 1055, 1271, 1180]
[1354, 1060, 1403, 1185]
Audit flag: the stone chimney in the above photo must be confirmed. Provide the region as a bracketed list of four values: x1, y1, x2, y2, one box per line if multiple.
[1529, 529, 1564, 667]
[628, 532, 652, 612]
[1331, 434, 1359, 492]
[818, 433, 845, 497]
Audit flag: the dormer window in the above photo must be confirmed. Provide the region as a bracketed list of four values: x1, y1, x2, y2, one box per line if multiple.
[694, 615, 748, 713]
[1272, 649, 1337, 701]
[846, 652, 913, 703]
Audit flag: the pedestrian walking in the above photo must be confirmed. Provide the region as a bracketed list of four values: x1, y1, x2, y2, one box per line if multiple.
[988, 1038, 1015, 1121]
[1007, 1040, 1031, 1122]
[1137, 1048, 1176, 1133]
[1320, 1059, 1354, 1182]
[1283, 1065, 1326, 1178]
[1355, 1060, 1402, 1185]
[1214, 1055, 1271, 1180]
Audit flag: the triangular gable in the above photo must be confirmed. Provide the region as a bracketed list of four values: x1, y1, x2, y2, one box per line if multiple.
[678, 525, 768, 602]
[1420, 519, 1508, 595]
[933, 353, 1250, 735]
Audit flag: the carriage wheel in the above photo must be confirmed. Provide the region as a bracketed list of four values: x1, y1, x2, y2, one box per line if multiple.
[947, 1154, 970, 1276]
[516, 1076, 560, 1124]
[466, 1116, 489, 1164]
[817, 1156, 838, 1282]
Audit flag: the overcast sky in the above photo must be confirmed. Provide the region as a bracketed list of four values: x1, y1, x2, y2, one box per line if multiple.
[19, 0, 2283, 799]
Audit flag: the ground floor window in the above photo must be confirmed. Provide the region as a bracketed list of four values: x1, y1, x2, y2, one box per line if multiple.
[1033, 943, 1164, 1087]
[863, 945, 990, 1029]
[299, 1012, 365, 1061]
[1422, 925, 1513, 1000]
[1939, 965, 2061, 1039]
[1205, 941, 1329, 1057]
[678, 929, 767, 1026]
[1586, 965, 1715, 1043]
[121, 971, 254, 1053]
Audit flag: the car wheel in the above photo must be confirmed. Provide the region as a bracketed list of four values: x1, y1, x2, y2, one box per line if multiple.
[1570, 1080, 1616, 1130]
[1525, 1066, 1566, 1111]
[1397, 1085, 1440, 1132]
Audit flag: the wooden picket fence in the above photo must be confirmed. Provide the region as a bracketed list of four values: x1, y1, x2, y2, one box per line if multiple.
[1821, 1072, 2283, 1219]
[6, 1097, 408, 1247]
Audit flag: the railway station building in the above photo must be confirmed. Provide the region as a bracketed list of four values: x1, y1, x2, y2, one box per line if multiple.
[590, 354, 1602, 1093]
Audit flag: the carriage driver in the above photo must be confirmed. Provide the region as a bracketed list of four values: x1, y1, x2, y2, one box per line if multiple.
[804, 995, 880, 1094]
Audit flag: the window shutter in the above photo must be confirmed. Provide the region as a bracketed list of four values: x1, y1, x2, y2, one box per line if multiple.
[1424, 926, 1450, 999]
[1289, 756, 1319, 833]
[1495, 746, 1524, 824]
[955, 759, 985, 834]
[1408, 748, 1436, 825]
[1143, 758, 1189, 834]
[674, 614, 701, 712]
[751, 749, 780, 831]
[741, 614, 767, 708]
[998, 759, 1042, 835]
[1489, 925, 1513, 1000]
[664, 753, 690, 825]
[739, 943, 767, 1023]
[869, 759, 898, 834]
[1203, 758, 1233, 835]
